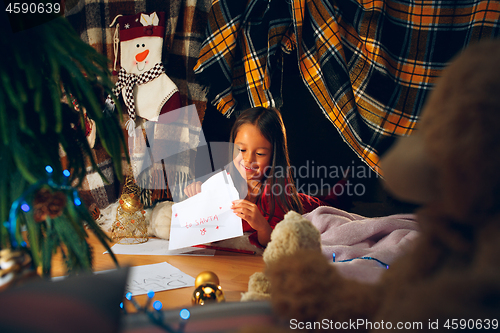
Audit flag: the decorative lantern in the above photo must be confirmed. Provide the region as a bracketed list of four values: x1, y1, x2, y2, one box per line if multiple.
[111, 175, 148, 244]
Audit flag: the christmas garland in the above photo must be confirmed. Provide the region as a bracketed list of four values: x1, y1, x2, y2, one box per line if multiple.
[0, 7, 127, 275]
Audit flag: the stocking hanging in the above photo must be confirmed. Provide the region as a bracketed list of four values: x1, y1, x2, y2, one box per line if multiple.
[110, 11, 181, 136]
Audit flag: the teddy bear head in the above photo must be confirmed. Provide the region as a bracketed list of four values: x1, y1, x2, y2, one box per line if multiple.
[381, 40, 500, 225]
[263, 211, 321, 266]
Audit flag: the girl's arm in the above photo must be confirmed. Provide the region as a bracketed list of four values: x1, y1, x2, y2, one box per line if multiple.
[231, 199, 273, 246]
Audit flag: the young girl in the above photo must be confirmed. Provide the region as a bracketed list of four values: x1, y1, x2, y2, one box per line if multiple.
[184, 107, 328, 247]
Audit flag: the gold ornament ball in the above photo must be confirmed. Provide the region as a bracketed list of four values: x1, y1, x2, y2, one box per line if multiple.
[192, 283, 225, 305]
[194, 271, 220, 288]
[119, 193, 142, 214]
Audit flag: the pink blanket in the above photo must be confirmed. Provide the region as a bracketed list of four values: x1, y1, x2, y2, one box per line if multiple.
[304, 206, 420, 284]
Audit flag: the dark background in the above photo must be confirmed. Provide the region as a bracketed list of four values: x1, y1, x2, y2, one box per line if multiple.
[199, 53, 418, 217]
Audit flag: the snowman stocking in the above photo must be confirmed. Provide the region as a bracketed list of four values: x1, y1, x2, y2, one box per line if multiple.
[109, 11, 181, 137]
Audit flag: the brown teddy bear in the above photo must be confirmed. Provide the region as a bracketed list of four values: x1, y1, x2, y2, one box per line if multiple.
[240, 210, 322, 301]
[252, 40, 500, 331]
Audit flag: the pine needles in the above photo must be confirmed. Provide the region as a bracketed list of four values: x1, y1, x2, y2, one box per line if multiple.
[0, 12, 126, 275]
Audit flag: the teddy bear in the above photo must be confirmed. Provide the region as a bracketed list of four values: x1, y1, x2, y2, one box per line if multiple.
[240, 210, 323, 301]
[240, 40, 500, 331]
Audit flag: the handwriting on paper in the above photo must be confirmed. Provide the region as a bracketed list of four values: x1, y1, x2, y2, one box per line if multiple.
[127, 273, 188, 295]
[184, 214, 219, 229]
[125, 262, 195, 296]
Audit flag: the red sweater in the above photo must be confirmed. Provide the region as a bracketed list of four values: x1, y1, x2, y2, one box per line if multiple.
[243, 188, 327, 247]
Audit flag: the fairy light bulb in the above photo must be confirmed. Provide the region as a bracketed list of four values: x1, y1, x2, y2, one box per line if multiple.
[153, 301, 162, 311]
[179, 308, 190, 320]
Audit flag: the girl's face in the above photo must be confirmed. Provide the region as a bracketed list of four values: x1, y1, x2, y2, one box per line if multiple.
[233, 123, 273, 182]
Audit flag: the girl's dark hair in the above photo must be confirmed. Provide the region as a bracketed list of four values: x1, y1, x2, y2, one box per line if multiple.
[229, 107, 304, 219]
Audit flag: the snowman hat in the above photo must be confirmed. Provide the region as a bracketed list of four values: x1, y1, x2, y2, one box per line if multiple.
[118, 12, 165, 41]
[110, 12, 166, 73]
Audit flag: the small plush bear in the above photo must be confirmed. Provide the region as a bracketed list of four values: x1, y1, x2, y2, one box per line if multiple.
[240, 210, 322, 301]
[251, 40, 500, 330]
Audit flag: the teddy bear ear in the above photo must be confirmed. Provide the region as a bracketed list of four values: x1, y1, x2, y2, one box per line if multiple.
[380, 132, 439, 205]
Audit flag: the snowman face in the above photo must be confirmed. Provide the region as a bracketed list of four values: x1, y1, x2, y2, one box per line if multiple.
[121, 36, 163, 74]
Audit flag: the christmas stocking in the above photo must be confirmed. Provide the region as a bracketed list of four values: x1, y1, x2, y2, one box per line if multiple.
[110, 11, 181, 136]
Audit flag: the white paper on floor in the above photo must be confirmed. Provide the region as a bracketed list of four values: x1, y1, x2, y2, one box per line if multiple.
[126, 262, 195, 296]
[105, 238, 215, 256]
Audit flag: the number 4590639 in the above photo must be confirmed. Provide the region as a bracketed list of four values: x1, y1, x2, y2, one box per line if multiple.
[5, 2, 61, 14]
[444, 319, 498, 330]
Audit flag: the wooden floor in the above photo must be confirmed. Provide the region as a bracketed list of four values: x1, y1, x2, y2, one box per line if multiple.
[51, 233, 265, 311]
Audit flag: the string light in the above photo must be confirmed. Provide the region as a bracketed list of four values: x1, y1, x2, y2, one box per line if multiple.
[3, 166, 115, 282]
[178, 308, 190, 332]
[121, 293, 189, 332]
[153, 300, 163, 311]
[144, 290, 154, 310]
[179, 309, 190, 320]
[333, 253, 389, 269]
[6, 166, 86, 249]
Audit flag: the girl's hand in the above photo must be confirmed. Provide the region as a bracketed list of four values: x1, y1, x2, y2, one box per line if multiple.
[184, 181, 202, 197]
[231, 199, 272, 246]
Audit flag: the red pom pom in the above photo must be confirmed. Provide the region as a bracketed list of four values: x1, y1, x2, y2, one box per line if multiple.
[112, 70, 118, 76]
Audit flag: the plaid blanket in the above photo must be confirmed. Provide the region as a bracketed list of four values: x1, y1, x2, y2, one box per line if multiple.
[64, 0, 211, 208]
[194, 0, 500, 174]
[76, 143, 124, 210]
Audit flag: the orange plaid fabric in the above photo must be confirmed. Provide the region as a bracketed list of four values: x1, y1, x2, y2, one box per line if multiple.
[195, 0, 500, 174]
[194, 0, 292, 114]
